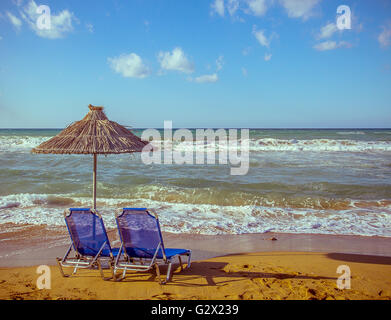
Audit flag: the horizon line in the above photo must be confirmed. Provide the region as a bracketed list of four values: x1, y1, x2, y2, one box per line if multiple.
[1, 127, 391, 130]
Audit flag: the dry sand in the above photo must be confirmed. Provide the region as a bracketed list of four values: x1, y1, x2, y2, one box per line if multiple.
[1, 228, 391, 300]
[0, 251, 390, 300]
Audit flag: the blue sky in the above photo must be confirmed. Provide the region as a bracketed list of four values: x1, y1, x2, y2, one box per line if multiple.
[0, 0, 390, 128]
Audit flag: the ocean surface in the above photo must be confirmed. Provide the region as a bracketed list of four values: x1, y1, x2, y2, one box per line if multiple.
[0, 128, 391, 237]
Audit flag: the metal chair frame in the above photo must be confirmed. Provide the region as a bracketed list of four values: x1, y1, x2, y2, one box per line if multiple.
[112, 208, 191, 284]
[56, 208, 117, 280]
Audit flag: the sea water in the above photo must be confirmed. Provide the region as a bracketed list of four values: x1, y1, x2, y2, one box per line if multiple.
[0, 128, 390, 237]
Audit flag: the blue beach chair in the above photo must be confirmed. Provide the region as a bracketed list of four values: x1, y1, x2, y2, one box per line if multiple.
[112, 208, 192, 284]
[56, 208, 120, 280]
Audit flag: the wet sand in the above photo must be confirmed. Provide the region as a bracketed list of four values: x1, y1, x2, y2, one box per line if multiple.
[1, 224, 391, 267]
[0, 225, 390, 300]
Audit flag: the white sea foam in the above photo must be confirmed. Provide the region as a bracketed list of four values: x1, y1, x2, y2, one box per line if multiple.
[146, 138, 391, 153]
[0, 136, 49, 152]
[251, 138, 391, 152]
[1, 193, 390, 237]
[336, 131, 366, 135]
[2, 134, 391, 154]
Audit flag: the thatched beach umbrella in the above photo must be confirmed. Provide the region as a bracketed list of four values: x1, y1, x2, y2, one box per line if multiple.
[32, 104, 149, 209]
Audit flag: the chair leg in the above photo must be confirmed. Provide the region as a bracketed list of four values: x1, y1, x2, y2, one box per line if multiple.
[56, 258, 70, 278]
[97, 260, 114, 281]
[155, 263, 162, 284]
[109, 261, 117, 281]
[116, 267, 126, 281]
[97, 260, 104, 279]
[165, 260, 173, 283]
[113, 267, 122, 282]
[178, 255, 183, 271]
[186, 252, 192, 269]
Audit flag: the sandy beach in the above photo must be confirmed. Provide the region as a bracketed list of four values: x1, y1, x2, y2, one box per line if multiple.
[1, 0, 391, 305]
[1, 127, 391, 301]
[1, 251, 390, 300]
[0, 229, 390, 300]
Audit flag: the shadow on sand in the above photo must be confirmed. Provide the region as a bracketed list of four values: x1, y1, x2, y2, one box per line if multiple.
[326, 253, 391, 266]
[110, 260, 337, 287]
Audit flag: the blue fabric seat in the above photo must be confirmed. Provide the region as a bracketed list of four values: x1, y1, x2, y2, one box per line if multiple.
[78, 246, 121, 258]
[57, 208, 120, 280]
[124, 247, 190, 259]
[161, 248, 190, 259]
[113, 208, 192, 283]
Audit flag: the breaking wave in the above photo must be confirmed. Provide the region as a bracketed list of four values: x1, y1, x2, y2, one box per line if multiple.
[0, 192, 390, 237]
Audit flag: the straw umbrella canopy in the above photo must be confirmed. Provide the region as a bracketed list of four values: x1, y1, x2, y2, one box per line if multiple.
[32, 104, 150, 209]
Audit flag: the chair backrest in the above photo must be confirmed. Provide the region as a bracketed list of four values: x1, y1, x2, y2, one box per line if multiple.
[116, 208, 165, 259]
[65, 208, 112, 257]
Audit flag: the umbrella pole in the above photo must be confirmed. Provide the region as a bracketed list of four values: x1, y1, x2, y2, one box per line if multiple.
[92, 153, 97, 241]
[93, 153, 97, 210]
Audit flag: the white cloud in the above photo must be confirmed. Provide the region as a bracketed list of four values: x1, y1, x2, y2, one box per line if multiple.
[211, 0, 322, 21]
[158, 47, 194, 74]
[108, 53, 151, 78]
[86, 23, 94, 33]
[20, 0, 75, 39]
[190, 55, 222, 83]
[378, 25, 391, 48]
[252, 26, 275, 47]
[227, 0, 239, 16]
[279, 0, 320, 19]
[264, 53, 272, 61]
[317, 22, 338, 39]
[0, 36, 2, 40]
[211, 0, 269, 19]
[253, 29, 268, 47]
[242, 67, 248, 76]
[211, 0, 225, 17]
[216, 55, 224, 71]
[313, 40, 337, 51]
[247, 0, 269, 16]
[313, 40, 351, 51]
[6, 11, 22, 29]
[194, 73, 218, 83]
